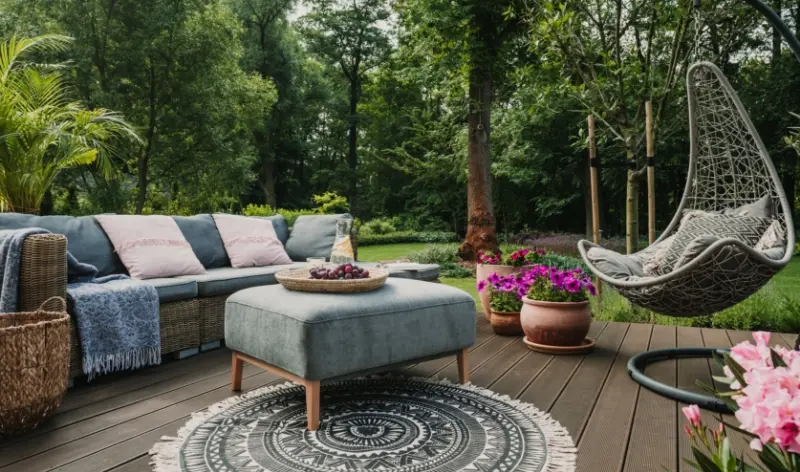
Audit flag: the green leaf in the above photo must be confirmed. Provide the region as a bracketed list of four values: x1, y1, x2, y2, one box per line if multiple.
[693, 446, 724, 472]
[770, 348, 788, 368]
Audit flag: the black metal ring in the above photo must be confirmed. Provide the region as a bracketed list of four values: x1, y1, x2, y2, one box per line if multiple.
[627, 347, 732, 413]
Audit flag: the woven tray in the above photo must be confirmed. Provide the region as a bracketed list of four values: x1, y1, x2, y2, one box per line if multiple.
[276, 268, 389, 293]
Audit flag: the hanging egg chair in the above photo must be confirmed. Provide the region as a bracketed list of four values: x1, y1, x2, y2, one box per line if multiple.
[578, 61, 794, 318]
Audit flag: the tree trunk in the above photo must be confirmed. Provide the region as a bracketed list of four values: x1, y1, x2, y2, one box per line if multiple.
[262, 157, 278, 208]
[773, 0, 783, 64]
[136, 65, 158, 215]
[458, 64, 498, 261]
[625, 139, 639, 254]
[347, 76, 359, 215]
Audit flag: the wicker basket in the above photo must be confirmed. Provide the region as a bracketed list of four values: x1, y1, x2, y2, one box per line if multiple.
[276, 268, 389, 293]
[0, 296, 70, 437]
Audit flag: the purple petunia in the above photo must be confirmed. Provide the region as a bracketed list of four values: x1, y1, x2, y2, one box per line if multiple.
[477, 280, 488, 292]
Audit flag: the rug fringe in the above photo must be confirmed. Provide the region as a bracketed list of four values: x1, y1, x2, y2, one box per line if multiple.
[149, 375, 577, 472]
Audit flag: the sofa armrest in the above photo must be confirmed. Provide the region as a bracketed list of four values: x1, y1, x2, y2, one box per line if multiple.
[18, 234, 68, 311]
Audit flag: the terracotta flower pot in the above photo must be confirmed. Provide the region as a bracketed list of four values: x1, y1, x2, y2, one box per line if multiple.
[520, 297, 591, 347]
[489, 311, 523, 336]
[476, 264, 517, 320]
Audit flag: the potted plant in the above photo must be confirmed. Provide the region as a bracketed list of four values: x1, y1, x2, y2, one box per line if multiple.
[475, 248, 545, 320]
[520, 265, 597, 348]
[477, 272, 529, 336]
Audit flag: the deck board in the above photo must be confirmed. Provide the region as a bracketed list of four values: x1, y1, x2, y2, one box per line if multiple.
[0, 320, 783, 472]
[624, 324, 677, 472]
[576, 322, 652, 472]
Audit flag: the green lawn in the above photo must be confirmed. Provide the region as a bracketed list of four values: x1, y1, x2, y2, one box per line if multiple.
[774, 256, 800, 297]
[358, 243, 431, 262]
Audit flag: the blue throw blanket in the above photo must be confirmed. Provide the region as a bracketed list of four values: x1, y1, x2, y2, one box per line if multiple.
[0, 228, 161, 380]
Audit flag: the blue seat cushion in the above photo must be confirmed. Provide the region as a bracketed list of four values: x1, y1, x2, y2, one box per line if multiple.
[177, 264, 305, 297]
[225, 278, 476, 380]
[172, 214, 229, 269]
[0, 213, 124, 276]
[285, 214, 352, 262]
[146, 278, 198, 303]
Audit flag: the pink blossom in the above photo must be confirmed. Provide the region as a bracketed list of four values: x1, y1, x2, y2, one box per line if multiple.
[682, 405, 701, 427]
[725, 332, 800, 454]
[752, 331, 771, 346]
[750, 438, 763, 451]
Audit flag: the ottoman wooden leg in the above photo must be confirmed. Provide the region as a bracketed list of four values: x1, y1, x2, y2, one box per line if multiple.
[306, 381, 321, 431]
[457, 348, 469, 384]
[231, 352, 243, 392]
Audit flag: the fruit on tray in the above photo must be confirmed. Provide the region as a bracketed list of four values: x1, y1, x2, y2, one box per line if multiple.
[309, 263, 371, 280]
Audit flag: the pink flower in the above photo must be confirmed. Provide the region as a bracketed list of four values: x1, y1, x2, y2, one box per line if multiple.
[750, 438, 763, 451]
[776, 420, 800, 450]
[477, 280, 487, 292]
[682, 405, 701, 427]
[752, 331, 771, 346]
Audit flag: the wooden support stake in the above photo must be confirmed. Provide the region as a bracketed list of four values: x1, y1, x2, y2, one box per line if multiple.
[588, 115, 602, 296]
[646, 101, 656, 245]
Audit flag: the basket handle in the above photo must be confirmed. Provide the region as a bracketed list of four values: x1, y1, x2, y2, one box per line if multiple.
[38, 296, 67, 313]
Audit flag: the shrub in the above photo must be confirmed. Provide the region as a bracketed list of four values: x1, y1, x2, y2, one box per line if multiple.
[357, 231, 457, 246]
[242, 204, 318, 227]
[243, 203, 275, 217]
[539, 253, 589, 272]
[312, 191, 349, 214]
[408, 244, 459, 264]
[440, 262, 473, 278]
[513, 231, 627, 258]
[360, 218, 397, 236]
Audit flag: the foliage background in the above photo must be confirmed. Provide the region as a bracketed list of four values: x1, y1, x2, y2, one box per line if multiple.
[1, 0, 800, 242]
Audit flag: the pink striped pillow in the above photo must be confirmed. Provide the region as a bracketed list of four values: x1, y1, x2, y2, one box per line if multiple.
[212, 214, 292, 268]
[94, 215, 205, 279]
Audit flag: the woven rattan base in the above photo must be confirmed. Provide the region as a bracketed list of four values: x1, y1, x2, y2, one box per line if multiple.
[198, 295, 227, 344]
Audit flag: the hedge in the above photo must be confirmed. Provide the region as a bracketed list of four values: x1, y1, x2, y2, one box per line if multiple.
[357, 231, 458, 246]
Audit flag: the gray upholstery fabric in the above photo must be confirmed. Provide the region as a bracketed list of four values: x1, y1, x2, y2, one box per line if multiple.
[256, 215, 289, 245]
[225, 278, 476, 380]
[146, 277, 199, 303]
[586, 247, 644, 279]
[357, 262, 440, 281]
[285, 214, 352, 261]
[645, 215, 769, 276]
[0, 213, 124, 276]
[172, 214, 229, 269]
[177, 263, 306, 297]
[673, 235, 721, 270]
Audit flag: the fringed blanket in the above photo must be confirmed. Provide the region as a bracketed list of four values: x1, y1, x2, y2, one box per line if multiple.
[0, 228, 161, 380]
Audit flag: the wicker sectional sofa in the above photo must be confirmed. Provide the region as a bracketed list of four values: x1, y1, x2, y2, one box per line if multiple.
[5, 214, 440, 381]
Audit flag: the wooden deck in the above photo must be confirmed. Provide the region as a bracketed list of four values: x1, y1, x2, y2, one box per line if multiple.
[0, 317, 795, 472]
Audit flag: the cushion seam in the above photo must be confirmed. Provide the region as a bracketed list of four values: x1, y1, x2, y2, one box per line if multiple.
[226, 299, 476, 325]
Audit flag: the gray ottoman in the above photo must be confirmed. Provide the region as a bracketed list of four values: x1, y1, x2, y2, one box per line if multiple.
[225, 277, 476, 430]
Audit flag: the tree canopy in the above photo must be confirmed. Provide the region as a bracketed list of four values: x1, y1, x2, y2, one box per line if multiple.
[1, 0, 798, 246]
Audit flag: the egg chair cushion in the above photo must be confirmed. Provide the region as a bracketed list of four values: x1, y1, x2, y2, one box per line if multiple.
[755, 220, 785, 251]
[724, 196, 773, 219]
[586, 247, 644, 280]
[644, 214, 770, 276]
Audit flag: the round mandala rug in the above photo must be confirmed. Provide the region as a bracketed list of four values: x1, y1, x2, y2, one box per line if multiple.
[150, 377, 576, 472]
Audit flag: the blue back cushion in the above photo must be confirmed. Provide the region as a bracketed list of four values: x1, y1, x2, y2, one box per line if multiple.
[0, 213, 125, 276]
[172, 214, 229, 269]
[255, 215, 290, 246]
[285, 214, 352, 261]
